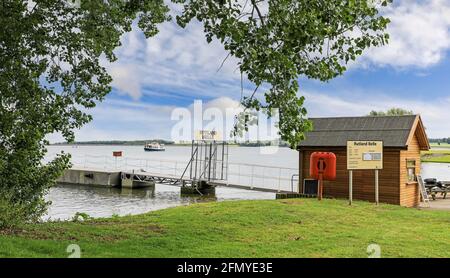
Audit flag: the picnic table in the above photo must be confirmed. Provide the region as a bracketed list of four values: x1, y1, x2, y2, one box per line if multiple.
[426, 181, 449, 200]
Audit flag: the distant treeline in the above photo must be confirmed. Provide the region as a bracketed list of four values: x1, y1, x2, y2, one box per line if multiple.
[52, 139, 290, 147]
[234, 141, 290, 147]
[429, 138, 450, 144]
[52, 139, 175, 146]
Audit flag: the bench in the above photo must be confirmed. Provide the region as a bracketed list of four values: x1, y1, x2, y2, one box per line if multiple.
[429, 186, 449, 200]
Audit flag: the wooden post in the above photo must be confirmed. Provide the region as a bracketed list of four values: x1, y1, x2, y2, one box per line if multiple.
[318, 173, 323, 201]
[221, 142, 225, 180]
[349, 170, 353, 205]
[375, 169, 379, 205]
[318, 159, 324, 201]
[190, 140, 194, 179]
[208, 142, 212, 181]
[298, 149, 303, 193]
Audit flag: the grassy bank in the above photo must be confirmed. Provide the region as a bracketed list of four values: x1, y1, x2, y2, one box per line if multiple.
[421, 150, 450, 163]
[1, 199, 449, 258]
[430, 143, 450, 148]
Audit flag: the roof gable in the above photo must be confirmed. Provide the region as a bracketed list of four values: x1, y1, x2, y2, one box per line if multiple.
[298, 115, 429, 149]
[406, 115, 430, 150]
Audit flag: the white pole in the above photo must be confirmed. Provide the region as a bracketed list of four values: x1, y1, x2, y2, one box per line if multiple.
[349, 170, 353, 205]
[278, 168, 282, 192]
[250, 165, 254, 189]
[375, 169, 379, 205]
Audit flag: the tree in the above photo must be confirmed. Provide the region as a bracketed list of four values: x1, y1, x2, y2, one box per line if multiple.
[368, 108, 414, 116]
[1, 0, 392, 224]
[0, 0, 170, 225]
[176, 0, 391, 145]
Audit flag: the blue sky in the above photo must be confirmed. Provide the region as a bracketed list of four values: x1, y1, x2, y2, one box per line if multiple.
[49, 0, 450, 142]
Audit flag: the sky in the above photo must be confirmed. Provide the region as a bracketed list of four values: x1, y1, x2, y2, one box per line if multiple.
[49, 0, 450, 142]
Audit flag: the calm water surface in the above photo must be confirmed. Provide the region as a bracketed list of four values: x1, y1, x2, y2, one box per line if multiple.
[421, 163, 450, 181]
[46, 144, 299, 168]
[45, 183, 274, 221]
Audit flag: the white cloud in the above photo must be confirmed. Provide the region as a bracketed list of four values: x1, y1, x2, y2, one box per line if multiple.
[100, 0, 450, 103]
[362, 0, 450, 68]
[109, 64, 143, 99]
[103, 20, 243, 100]
[201, 97, 241, 111]
[303, 90, 450, 138]
[45, 91, 448, 143]
[47, 97, 245, 143]
[104, 0, 450, 102]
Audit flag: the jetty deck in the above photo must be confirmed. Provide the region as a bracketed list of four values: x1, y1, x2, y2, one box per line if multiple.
[57, 160, 299, 194]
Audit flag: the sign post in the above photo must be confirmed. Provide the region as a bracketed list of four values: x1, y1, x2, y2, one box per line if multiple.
[194, 130, 221, 141]
[318, 159, 324, 201]
[349, 170, 353, 205]
[347, 141, 383, 205]
[375, 169, 379, 205]
[113, 151, 122, 170]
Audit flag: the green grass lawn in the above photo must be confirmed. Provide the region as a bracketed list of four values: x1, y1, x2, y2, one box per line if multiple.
[430, 143, 450, 148]
[1, 199, 449, 258]
[421, 150, 450, 163]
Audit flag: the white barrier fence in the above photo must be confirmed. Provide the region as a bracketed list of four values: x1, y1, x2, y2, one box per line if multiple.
[45, 153, 299, 192]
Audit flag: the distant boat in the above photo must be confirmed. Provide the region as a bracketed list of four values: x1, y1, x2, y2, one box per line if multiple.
[144, 142, 165, 152]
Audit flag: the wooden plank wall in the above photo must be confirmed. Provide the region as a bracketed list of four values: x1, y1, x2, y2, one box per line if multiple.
[399, 133, 421, 207]
[300, 147, 402, 205]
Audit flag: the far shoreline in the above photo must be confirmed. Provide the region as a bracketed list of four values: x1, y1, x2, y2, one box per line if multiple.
[48, 142, 290, 148]
[47, 144, 291, 148]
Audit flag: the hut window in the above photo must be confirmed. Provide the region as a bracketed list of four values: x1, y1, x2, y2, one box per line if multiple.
[406, 160, 416, 182]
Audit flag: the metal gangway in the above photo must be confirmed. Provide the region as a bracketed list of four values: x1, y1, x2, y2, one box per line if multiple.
[45, 151, 299, 193]
[184, 140, 228, 183]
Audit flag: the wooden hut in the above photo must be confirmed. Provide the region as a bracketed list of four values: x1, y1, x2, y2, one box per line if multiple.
[297, 115, 430, 207]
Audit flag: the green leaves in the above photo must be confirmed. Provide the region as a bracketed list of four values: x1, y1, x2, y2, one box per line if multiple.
[0, 0, 169, 224]
[175, 0, 392, 147]
[369, 108, 414, 116]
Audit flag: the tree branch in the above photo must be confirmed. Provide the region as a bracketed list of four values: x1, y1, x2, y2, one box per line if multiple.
[216, 52, 231, 72]
[250, 0, 264, 25]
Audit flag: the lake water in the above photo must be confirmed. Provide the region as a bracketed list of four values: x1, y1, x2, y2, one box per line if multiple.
[422, 163, 450, 181]
[43, 145, 450, 220]
[45, 144, 299, 168]
[46, 183, 275, 221]
[44, 145, 298, 220]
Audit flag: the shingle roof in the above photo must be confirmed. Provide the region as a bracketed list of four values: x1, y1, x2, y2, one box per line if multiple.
[298, 115, 418, 148]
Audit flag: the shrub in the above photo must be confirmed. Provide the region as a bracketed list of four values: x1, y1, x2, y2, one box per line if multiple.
[72, 212, 91, 222]
[0, 151, 69, 229]
[0, 196, 28, 230]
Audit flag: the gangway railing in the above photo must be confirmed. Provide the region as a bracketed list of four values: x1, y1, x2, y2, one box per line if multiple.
[180, 147, 197, 182]
[44, 153, 298, 192]
[291, 174, 299, 193]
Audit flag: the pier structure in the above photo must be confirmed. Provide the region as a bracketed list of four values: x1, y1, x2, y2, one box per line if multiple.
[55, 155, 298, 195]
[55, 136, 299, 195]
[57, 166, 298, 195]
